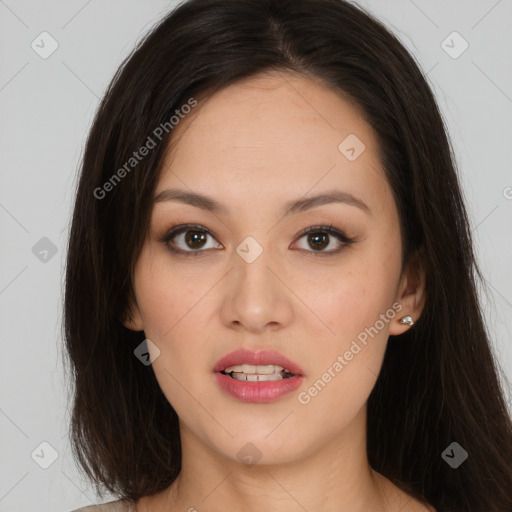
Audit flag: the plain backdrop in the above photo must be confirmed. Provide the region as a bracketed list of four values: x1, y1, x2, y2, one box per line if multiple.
[0, 0, 511, 510]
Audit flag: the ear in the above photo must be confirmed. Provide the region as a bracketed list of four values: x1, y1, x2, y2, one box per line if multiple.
[389, 247, 426, 336]
[121, 293, 144, 332]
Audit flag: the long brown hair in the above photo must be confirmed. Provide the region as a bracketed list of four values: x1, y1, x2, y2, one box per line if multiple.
[62, 1, 512, 510]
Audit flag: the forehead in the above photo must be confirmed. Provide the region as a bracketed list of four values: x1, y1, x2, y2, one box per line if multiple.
[156, 72, 390, 217]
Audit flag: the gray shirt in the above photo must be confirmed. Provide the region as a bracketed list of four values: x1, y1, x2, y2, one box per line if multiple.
[70, 499, 136, 512]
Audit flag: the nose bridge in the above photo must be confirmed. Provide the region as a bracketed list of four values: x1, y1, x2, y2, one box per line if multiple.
[222, 232, 292, 331]
[233, 233, 276, 299]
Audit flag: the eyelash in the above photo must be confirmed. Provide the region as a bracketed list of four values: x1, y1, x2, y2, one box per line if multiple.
[158, 223, 355, 258]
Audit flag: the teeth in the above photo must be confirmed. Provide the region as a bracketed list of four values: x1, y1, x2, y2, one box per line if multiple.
[230, 372, 283, 382]
[222, 364, 296, 382]
[224, 364, 289, 375]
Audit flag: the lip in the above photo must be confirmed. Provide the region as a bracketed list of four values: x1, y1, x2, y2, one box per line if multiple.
[214, 372, 304, 403]
[212, 349, 305, 404]
[213, 349, 305, 376]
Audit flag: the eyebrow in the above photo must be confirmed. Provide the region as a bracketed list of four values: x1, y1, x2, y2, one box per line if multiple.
[153, 188, 371, 216]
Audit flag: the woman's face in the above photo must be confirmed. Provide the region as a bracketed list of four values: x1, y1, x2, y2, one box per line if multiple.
[125, 72, 424, 465]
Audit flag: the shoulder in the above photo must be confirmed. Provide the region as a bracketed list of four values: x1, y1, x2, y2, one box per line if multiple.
[69, 499, 135, 512]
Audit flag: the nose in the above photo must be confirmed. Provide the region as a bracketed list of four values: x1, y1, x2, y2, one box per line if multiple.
[219, 242, 294, 334]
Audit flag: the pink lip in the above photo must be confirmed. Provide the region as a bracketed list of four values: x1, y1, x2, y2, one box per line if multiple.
[213, 349, 305, 375]
[212, 349, 305, 404]
[214, 372, 304, 403]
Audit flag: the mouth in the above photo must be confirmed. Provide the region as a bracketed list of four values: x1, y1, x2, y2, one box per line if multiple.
[220, 364, 296, 381]
[213, 349, 305, 378]
[213, 349, 305, 403]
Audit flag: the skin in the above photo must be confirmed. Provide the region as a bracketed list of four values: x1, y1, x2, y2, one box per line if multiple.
[124, 71, 432, 511]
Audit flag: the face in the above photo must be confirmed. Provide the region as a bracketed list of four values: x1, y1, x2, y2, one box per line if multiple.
[124, 72, 425, 465]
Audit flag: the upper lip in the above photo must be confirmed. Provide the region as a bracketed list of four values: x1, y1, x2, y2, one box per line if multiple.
[213, 349, 305, 376]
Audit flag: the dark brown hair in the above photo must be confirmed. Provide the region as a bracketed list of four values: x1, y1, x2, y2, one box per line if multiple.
[63, 1, 512, 510]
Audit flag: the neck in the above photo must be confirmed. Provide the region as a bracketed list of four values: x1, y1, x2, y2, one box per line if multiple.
[148, 406, 394, 512]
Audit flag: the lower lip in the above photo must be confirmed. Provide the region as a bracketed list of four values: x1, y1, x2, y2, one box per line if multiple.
[214, 372, 304, 403]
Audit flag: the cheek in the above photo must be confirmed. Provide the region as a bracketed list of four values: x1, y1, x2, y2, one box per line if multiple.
[313, 256, 401, 344]
[132, 256, 218, 384]
[133, 249, 209, 341]
[296, 278, 398, 433]
[133, 267, 212, 416]
[303, 242, 402, 396]
[310, 279, 394, 393]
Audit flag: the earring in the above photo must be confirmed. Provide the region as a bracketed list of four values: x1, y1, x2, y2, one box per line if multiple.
[399, 315, 414, 326]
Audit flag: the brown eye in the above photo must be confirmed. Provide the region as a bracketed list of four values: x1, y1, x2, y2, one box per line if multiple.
[306, 232, 330, 251]
[159, 224, 222, 257]
[183, 230, 208, 249]
[159, 223, 354, 258]
[293, 225, 355, 256]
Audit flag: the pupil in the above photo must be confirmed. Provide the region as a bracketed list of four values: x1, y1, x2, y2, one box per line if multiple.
[185, 230, 206, 249]
[309, 233, 328, 250]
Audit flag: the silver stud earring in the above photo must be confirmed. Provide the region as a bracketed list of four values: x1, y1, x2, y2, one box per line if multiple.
[399, 315, 414, 326]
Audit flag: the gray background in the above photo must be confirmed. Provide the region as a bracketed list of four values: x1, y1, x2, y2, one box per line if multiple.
[0, 0, 511, 510]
